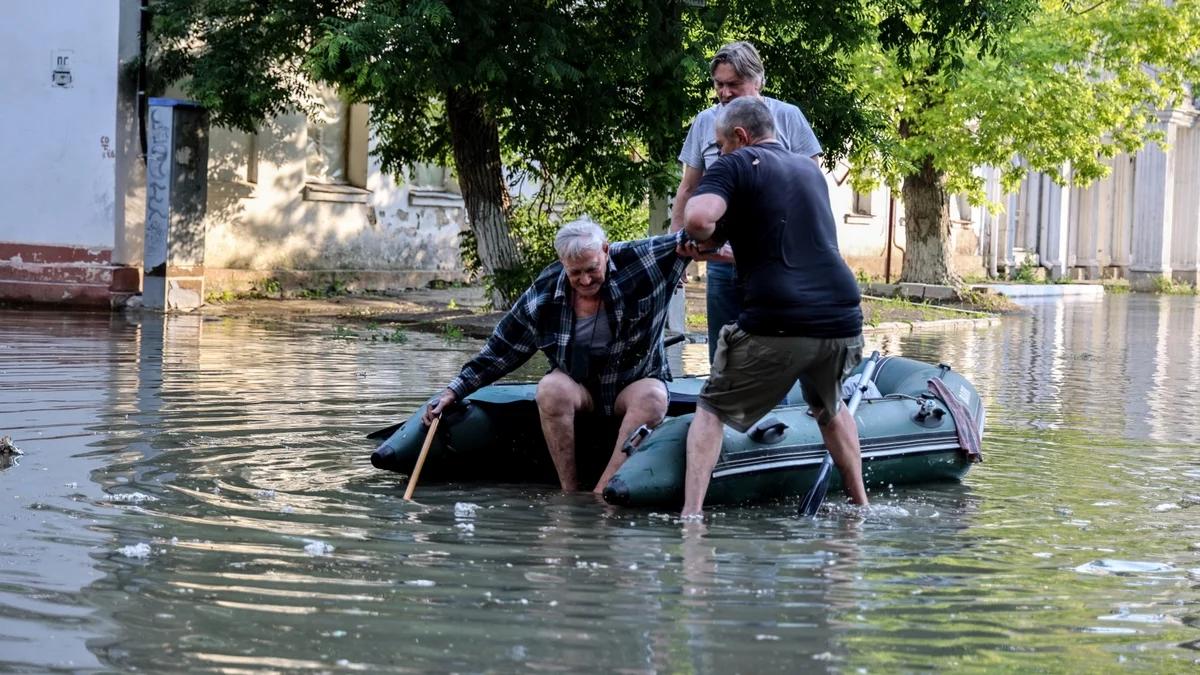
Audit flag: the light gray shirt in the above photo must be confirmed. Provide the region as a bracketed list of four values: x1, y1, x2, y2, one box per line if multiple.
[678, 96, 822, 171]
[574, 307, 612, 356]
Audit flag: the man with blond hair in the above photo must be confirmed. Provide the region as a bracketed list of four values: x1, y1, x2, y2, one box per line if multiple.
[671, 41, 823, 361]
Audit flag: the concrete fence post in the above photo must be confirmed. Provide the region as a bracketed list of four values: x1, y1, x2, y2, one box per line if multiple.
[143, 98, 209, 311]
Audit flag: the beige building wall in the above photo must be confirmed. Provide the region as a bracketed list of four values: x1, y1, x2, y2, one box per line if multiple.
[199, 91, 470, 294]
[823, 167, 988, 283]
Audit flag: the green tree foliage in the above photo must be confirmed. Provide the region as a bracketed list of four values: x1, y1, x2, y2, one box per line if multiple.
[714, 1, 879, 167]
[149, 0, 715, 304]
[149, 1, 880, 304]
[846, 0, 1200, 285]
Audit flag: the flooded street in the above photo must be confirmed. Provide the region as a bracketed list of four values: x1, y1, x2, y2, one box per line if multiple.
[2, 295, 1199, 672]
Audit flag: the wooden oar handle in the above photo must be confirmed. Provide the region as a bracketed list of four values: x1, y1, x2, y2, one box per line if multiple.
[403, 415, 441, 501]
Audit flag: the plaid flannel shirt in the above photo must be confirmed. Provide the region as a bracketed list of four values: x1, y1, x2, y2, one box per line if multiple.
[446, 232, 688, 415]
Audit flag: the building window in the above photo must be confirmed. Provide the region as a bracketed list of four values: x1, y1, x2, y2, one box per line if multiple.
[302, 86, 370, 203]
[852, 190, 873, 216]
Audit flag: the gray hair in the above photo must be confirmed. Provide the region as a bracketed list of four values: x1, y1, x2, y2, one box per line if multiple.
[716, 97, 776, 141]
[554, 217, 608, 260]
[710, 41, 766, 87]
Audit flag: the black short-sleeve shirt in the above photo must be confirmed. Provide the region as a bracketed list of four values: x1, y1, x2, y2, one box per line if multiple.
[693, 141, 862, 338]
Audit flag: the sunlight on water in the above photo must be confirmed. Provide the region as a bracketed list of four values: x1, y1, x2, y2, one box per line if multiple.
[1, 296, 1199, 671]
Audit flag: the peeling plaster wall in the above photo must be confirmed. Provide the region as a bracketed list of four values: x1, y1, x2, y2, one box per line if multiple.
[824, 170, 987, 280]
[201, 112, 467, 280]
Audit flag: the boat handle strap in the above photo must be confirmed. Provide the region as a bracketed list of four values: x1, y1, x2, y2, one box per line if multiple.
[621, 424, 652, 455]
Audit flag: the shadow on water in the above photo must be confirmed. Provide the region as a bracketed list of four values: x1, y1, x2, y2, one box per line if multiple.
[1, 294, 1199, 671]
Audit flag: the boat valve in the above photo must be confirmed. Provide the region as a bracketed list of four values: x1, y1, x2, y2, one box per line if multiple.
[914, 399, 946, 427]
[622, 424, 652, 455]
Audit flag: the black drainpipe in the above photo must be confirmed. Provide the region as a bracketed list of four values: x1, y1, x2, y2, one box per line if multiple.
[138, 0, 150, 158]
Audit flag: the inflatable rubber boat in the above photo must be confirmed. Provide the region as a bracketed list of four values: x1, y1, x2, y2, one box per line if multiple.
[369, 355, 984, 507]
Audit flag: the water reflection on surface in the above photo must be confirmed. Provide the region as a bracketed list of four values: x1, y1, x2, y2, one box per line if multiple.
[1, 295, 1198, 672]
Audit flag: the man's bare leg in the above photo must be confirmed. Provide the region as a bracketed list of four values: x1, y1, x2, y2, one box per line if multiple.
[681, 407, 725, 517]
[817, 405, 869, 505]
[535, 370, 592, 491]
[592, 378, 669, 493]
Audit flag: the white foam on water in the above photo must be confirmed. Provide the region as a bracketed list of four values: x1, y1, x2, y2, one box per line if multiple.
[106, 492, 158, 504]
[404, 579, 436, 587]
[454, 502, 479, 518]
[1082, 626, 1138, 635]
[1074, 559, 1175, 575]
[1033, 552, 1054, 559]
[1153, 503, 1180, 512]
[456, 522, 475, 532]
[118, 543, 152, 559]
[1098, 612, 1174, 624]
[864, 504, 912, 518]
[304, 540, 334, 556]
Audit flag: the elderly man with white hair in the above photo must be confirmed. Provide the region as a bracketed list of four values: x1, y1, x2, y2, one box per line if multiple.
[423, 219, 690, 492]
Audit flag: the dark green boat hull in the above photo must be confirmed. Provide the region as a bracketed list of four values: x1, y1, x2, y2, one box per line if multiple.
[370, 356, 984, 507]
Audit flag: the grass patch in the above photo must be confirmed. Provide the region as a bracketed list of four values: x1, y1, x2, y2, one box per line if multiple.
[204, 289, 237, 304]
[1102, 279, 1131, 294]
[862, 296, 965, 327]
[1152, 276, 1198, 295]
[370, 326, 409, 343]
[295, 278, 349, 299]
[956, 288, 1023, 313]
[1009, 258, 1047, 284]
[249, 277, 283, 298]
[442, 324, 465, 344]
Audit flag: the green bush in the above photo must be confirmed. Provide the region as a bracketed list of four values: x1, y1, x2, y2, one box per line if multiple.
[1010, 257, 1044, 284]
[1152, 276, 1198, 295]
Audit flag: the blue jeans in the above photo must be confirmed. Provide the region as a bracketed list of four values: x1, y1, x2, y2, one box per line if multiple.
[706, 261, 742, 362]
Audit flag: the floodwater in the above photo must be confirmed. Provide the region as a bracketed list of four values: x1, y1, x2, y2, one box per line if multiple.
[1, 295, 1198, 673]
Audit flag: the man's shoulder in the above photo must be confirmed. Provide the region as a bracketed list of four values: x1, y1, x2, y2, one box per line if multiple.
[517, 262, 564, 307]
[534, 260, 564, 284]
[763, 96, 803, 118]
[691, 104, 721, 127]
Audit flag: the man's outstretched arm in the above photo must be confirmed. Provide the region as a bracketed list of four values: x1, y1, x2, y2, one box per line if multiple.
[683, 193, 727, 244]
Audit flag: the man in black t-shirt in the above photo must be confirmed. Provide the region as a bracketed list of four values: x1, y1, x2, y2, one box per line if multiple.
[677, 96, 867, 517]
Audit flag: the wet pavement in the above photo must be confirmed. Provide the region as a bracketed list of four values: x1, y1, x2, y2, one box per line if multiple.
[1, 294, 1199, 672]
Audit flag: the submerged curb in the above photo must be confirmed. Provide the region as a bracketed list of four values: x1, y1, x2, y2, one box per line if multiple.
[195, 285, 1006, 340]
[866, 316, 1002, 333]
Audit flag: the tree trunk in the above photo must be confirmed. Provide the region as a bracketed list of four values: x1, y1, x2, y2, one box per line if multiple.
[445, 88, 523, 306]
[900, 155, 960, 286]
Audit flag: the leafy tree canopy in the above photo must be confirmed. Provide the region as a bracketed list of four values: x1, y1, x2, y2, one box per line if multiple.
[149, 0, 880, 301]
[849, 0, 1200, 203]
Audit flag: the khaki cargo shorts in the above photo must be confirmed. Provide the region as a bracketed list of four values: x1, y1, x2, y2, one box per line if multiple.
[698, 325, 864, 431]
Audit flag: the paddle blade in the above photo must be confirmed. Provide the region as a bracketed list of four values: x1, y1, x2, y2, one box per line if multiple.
[366, 421, 404, 441]
[798, 456, 834, 517]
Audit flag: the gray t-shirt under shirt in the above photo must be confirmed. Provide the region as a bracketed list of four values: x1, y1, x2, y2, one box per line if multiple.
[574, 307, 612, 356]
[678, 96, 822, 171]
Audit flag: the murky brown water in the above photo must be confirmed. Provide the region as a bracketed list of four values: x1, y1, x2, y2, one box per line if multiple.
[2, 296, 1198, 672]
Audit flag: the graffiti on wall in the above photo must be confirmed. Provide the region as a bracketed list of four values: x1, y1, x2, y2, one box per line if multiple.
[144, 106, 172, 274]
